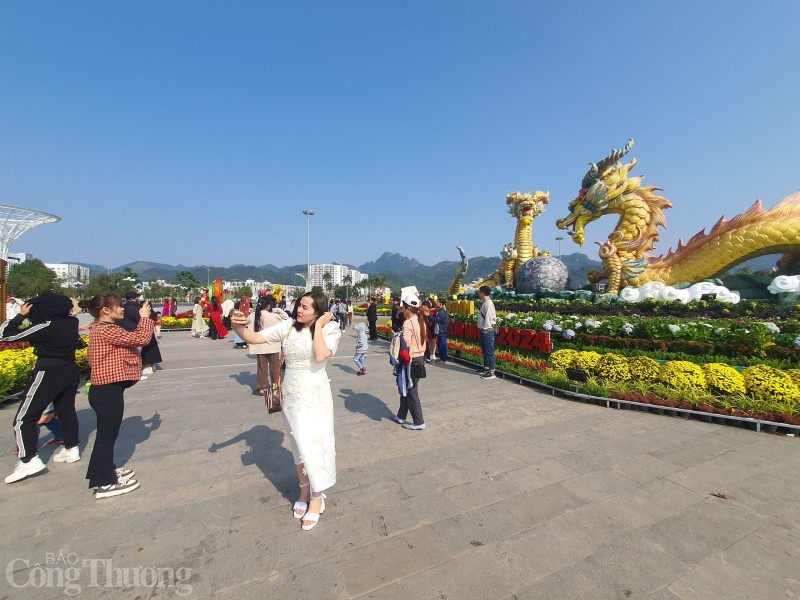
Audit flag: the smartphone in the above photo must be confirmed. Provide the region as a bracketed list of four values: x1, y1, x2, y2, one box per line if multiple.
[240, 296, 251, 318]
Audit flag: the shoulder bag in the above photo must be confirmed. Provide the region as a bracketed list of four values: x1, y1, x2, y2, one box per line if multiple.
[264, 364, 283, 414]
[409, 322, 427, 379]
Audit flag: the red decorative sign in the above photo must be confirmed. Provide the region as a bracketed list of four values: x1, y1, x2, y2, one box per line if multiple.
[448, 323, 553, 353]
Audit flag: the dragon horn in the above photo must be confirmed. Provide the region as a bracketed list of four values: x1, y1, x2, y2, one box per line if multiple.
[582, 163, 599, 189]
[595, 138, 635, 174]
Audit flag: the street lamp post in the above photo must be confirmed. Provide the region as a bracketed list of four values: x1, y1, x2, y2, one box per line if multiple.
[303, 209, 315, 292]
[205, 266, 210, 289]
[555, 236, 564, 260]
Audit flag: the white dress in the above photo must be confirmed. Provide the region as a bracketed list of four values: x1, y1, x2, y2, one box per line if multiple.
[258, 319, 341, 491]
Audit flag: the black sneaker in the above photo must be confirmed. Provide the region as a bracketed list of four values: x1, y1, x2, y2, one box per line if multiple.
[95, 479, 140, 499]
[480, 372, 496, 380]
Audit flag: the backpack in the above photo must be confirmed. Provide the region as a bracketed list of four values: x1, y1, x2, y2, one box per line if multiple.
[389, 332, 402, 362]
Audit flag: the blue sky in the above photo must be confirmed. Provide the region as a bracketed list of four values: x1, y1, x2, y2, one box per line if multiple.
[1, 1, 798, 271]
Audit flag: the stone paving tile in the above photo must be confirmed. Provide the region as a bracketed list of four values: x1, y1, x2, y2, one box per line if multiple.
[389, 542, 526, 600]
[666, 553, 791, 600]
[610, 451, 682, 484]
[558, 468, 640, 503]
[585, 533, 690, 598]
[337, 527, 448, 596]
[493, 518, 603, 584]
[504, 457, 580, 491]
[642, 509, 749, 567]
[500, 561, 621, 600]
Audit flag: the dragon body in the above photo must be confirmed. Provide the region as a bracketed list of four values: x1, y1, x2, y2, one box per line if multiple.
[556, 138, 800, 294]
[448, 246, 470, 296]
[468, 191, 549, 289]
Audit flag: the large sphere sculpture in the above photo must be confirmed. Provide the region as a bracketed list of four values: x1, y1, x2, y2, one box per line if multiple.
[515, 256, 569, 293]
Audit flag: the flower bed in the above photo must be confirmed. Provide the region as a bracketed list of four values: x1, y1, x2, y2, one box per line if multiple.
[442, 339, 800, 426]
[161, 316, 206, 329]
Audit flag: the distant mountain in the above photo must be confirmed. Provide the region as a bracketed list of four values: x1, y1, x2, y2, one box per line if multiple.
[69, 253, 603, 293]
[359, 252, 423, 274]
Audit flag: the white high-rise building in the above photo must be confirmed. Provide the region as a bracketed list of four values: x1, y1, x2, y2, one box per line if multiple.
[309, 264, 368, 290]
[45, 263, 90, 288]
[7, 252, 32, 266]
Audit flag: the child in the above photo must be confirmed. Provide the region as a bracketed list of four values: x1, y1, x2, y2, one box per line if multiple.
[13, 403, 62, 456]
[353, 323, 368, 375]
[154, 311, 162, 339]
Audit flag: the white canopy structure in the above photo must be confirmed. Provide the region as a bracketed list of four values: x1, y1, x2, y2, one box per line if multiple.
[0, 205, 61, 321]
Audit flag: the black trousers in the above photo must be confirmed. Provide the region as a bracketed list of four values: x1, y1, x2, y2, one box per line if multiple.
[13, 363, 80, 462]
[397, 378, 424, 425]
[368, 320, 377, 340]
[86, 381, 130, 487]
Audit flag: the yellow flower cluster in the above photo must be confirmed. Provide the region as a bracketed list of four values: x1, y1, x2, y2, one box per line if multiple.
[702, 363, 746, 395]
[787, 369, 800, 391]
[657, 361, 707, 390]
[572, 351, 602, 372]
[628, 356, 661, 380]
[0, 347, 36, 397]
[162, 316, 193, 328]
[594, 353, 631, 381]
[742, 364, 800, 404]
[549, 349, 578, 371]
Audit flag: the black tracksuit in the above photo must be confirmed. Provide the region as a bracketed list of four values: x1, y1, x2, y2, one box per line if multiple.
[0, 313, 82, 462]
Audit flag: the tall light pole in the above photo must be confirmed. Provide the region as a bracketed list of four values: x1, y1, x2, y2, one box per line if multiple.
[555, 236, 564, 260]
[203, 265, 209, 289]
[303, 209, 315, 292]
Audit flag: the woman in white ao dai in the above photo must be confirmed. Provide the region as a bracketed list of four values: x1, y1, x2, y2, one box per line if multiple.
[232, 292, 340, 531]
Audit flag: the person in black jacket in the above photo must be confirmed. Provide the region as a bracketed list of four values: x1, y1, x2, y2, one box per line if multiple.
[119, 291, 161, 376]
[432, 298, 450, 364]
[366, 297, 378, 340]
[390, 298, 404, 333]
[1, 291, 83, 484]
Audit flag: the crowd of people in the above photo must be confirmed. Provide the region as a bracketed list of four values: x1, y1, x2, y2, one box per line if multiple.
[1, 286, 497, 533]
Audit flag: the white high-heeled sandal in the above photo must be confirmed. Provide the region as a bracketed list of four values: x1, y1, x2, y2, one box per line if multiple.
[301, 492, 326, 531]
[293, 482, 310, 519]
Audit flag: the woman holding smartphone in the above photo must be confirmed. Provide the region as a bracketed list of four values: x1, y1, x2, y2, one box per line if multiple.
[232, 292, 340, 531]
[79, 294, 154, 499]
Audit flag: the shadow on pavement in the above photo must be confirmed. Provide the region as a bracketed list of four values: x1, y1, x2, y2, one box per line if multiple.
[339, 388, 394, 422]
[208, 425, 295, 500]
[116, 412, 161, 463]
[229, 370, 256, 390]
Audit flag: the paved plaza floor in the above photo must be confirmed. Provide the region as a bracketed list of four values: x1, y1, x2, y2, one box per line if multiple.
[1, 317, 798, 599]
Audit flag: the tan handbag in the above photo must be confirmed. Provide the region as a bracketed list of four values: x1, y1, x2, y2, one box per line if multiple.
[264, 380, 282, 414]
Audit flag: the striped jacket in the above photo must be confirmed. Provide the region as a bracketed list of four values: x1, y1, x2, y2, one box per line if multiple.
[88, 318, 154, 385]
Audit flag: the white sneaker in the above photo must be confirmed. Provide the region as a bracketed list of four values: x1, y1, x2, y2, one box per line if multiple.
[141, 366, 154, 375]
[5, 456, 47, 483]
[140, 375, 149, 381]
[52, 446, 80, 463]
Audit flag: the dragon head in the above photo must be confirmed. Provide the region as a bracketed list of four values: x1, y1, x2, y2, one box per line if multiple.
[507, 190, 549, 225]
[556, 138, 635, 246]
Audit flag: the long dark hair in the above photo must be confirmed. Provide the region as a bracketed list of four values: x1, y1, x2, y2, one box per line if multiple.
[254, 295, 272, 331]
[292, 292, 328, 338]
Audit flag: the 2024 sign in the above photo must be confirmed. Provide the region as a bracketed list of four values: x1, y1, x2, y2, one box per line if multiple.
[448, 322, 553, 353]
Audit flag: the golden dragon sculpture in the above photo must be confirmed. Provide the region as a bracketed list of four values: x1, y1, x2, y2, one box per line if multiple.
[468, 191, 550, 289]
[556, 138, 800, 294]
[448, 246, 469, 296]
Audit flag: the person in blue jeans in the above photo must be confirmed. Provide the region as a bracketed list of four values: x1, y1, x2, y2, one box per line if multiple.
[432, 298, 450, 364]
[477, 286, 496, 379]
